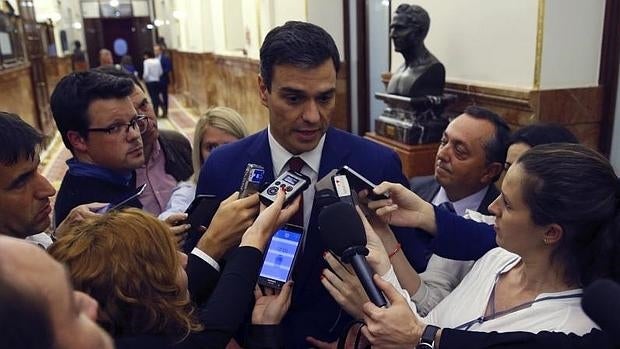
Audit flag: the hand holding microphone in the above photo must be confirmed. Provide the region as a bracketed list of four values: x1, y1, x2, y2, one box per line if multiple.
[319, 201, 388, 308]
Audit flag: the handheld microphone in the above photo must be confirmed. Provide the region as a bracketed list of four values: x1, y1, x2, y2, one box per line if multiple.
[582, 279, 620, 345]
[318, 202, 387, 307]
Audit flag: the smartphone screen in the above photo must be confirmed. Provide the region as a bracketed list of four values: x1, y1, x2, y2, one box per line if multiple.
[96, 183, 147, 213]
[258, 224, 303, 289]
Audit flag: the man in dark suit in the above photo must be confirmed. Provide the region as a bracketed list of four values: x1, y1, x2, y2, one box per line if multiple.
[155, 44, 172, 118]
[396, 106, 509, 271]
[196, 21, 408, 347]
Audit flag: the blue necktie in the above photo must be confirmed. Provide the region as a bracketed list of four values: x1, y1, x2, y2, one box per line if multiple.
[438, 201, 456, 214]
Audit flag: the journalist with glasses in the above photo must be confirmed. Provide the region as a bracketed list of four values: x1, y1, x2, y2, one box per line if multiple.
[50, 71, 148, 223]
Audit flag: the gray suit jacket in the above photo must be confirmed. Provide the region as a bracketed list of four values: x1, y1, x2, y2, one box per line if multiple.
[409, 175, 499, 215]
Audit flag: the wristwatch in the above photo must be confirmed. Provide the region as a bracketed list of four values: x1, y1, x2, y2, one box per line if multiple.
[416, 324, 440, 349]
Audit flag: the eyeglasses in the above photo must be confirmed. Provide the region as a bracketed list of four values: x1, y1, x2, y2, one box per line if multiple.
[87, 115, 149, 136]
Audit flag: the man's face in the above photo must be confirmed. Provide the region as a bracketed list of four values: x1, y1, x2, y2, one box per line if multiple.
[130, 84, 159, 150]
[78, 98, 145, 172]
[0, 154, 56, 238]
[435, 114, 499, 200]
[259, 59, 336, 155]
[99, 51, 113, 65]
[390, 14, 419, 52]
[0, 237, 114, 349]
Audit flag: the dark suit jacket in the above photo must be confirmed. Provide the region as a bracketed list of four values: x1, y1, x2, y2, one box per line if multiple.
[116, 247, 283, 349]
[393, 176, 500, 272]
[159, 129, 193, 182]
[409, 175, 499, 215]
[196, 127, 408, 347]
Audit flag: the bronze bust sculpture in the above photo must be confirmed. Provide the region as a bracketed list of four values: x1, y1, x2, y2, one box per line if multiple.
[387, 3, 445, 98]
[374, 3, 451, 144]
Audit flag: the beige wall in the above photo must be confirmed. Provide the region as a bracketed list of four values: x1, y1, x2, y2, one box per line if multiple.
[390, 0, 605, 90]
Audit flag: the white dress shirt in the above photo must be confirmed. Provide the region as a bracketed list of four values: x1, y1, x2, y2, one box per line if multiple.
[267, 125, 325, 232]
[431, 186, 490, 217]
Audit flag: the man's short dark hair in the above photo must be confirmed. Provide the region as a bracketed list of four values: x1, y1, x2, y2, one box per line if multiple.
[93, 65, 142, 91]
[259, 21, 340, 91]
[509, 123, 578, 147]
[0, 112, 44, 166]
[463, 105, 511, 168]
[394, 4, 431, 39]
[0, 273, 54, 348]
[50, 71, 134, 152]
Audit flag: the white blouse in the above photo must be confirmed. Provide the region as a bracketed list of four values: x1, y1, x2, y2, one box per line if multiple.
[383, 248, 598, 335]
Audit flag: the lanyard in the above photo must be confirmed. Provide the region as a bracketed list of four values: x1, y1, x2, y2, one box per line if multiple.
[454, 256, 583, 331]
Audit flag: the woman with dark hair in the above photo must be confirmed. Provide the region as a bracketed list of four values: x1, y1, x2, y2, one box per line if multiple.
[504, 123, 578, 171]
[50, 191, 298, 348]
[325, 144, 619, 346]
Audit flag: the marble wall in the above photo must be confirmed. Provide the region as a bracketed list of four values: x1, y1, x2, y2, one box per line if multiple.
[171, 50, 349, 134]
[445, 82, 603, 148]
[0, 65, 39, 128]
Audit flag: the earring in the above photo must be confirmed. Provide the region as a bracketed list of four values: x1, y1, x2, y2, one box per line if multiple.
[543, 238, 550, 245]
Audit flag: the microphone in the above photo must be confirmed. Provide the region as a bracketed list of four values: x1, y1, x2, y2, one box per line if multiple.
[318, 202, 387, 307]
[582, 279, 620, 345]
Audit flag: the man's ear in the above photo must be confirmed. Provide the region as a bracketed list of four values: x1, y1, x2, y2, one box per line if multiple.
[258, 75, 269, 108]
[481, 162, 504, 184]
[66, 130, 88, 153]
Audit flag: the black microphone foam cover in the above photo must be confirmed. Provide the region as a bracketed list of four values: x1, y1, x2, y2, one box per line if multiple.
[318, 201, 366, 255]
[582, 279, 620, 342]
[314, 189, 339, 212]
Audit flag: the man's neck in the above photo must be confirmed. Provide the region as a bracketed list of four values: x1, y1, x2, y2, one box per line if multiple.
[444, 184, 487, 202]
[402, 44, 431, 67]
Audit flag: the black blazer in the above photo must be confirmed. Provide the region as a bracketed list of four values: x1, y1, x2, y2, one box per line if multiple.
[409, 175, 499, 215]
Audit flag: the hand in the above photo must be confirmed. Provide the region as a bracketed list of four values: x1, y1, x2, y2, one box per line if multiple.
[54, 202, 106, 238]
[320, 251, 368, 319]
[361, 275, 425, 348]
[306, 324, 369, 349]
[163, 212, 191, 249]
[367, 182, 436, 233]
[355, 206, 391, 275]
[197, 192, 260, 260]
[240, 190, 300, 251]
[251, 281, 293, 325]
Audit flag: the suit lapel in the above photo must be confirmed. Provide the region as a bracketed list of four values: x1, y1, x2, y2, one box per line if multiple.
[247, 130, 276, 184]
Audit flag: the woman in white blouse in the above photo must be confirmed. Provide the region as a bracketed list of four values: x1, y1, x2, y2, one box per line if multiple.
[323, 144, 619, 346]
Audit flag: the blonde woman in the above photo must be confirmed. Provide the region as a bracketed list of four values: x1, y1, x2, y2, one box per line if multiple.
[159, 107, 248, 220]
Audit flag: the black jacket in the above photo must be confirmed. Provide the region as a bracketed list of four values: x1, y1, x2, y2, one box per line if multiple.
[158, 129, 193, 182]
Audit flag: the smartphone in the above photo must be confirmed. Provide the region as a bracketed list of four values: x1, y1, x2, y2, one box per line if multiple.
[238, 163, 265, 199]
[96, 183, 147, 213]
[258, 224, 304, 289]
[337, 166, 389, 200]
[184, 194, 219, 230]
[259, 170, 310, 206]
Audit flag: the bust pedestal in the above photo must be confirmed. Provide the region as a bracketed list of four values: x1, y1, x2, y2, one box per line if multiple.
[364, 132, 438, 179]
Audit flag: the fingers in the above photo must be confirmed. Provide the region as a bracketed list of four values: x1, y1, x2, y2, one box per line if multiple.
[374, 181, 401, 196]
[164, 212, 188, 226]
[275, 281, 293, 308]
[323, 252, 352, 280]
[372, 274, 403, 304]
[253, 284, 263, 301]
[305, 336, 336, 349]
